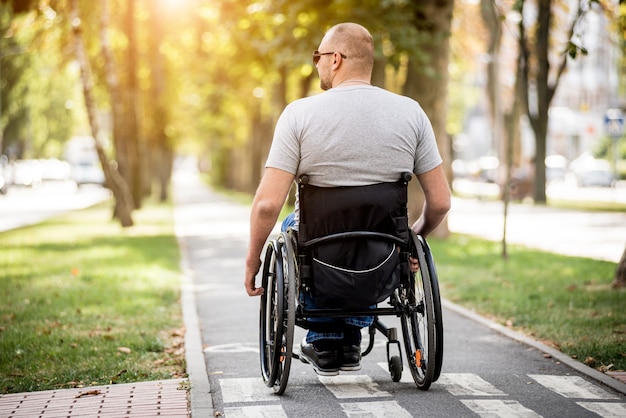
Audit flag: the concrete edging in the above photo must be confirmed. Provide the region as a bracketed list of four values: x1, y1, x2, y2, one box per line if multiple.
[442, 298, 626, 395]
[178, 238, 214, 417]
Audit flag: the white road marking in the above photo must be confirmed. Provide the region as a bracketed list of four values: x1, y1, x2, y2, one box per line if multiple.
[460, 399, 543, 417]
[529, 375, 620, 400]
[437, 373, 507, 396]
[224, 405, 289, 418]
[219, 377, 276, 403]
[205, 342, 259, 353]
[318, 375, 391, 399]
[577, 401, 626, 417]
[341, 400, 413, 417]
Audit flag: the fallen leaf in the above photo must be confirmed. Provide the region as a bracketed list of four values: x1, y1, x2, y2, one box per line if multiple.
[117, 347, 131, 354]
[584, 357, 596, 367]
[110, 369, 127, 383]
[75, 390, 101, 398]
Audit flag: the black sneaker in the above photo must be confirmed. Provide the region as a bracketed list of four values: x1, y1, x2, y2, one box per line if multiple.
[340, 327, 362, 371]
[299, 338, 339, 376]
[339, 344, 362, 371]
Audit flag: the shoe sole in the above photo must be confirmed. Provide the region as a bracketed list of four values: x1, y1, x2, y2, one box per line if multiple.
[299, 352, 339, 376]
[339, 364, 362, 371]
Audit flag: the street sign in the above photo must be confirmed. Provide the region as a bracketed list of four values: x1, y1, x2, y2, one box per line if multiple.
[604, 109, 624, 139]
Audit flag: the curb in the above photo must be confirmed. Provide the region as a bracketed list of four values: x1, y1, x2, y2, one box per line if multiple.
[178, 237, 214, 417]
[442, 299, 626, 395]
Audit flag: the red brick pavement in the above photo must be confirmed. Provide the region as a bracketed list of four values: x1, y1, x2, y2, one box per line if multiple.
[0, 379, 189, 418]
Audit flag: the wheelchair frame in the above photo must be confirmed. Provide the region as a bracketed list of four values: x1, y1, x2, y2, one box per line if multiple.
[259, 174, 444, 395]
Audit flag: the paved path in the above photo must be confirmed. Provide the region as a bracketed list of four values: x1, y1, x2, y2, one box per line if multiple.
[0, 379, 188, 418]
[171, 168, 625, 417]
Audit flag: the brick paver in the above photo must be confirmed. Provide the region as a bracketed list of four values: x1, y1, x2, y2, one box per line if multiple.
[0, 379, 189, 418]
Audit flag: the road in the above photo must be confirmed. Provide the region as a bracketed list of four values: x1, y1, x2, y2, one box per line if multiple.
[448, 197, 626, 263]
[173, 169, 626, 418]
[0, 181, 110, 232]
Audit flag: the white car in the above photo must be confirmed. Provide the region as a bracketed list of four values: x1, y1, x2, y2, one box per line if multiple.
[72, 161, 106, 186]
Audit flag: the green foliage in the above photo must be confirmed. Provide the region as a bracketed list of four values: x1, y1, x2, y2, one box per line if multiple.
[0, 3, 75, 158]
[430, 234, 626, 372]
[0, 201, 185, 393]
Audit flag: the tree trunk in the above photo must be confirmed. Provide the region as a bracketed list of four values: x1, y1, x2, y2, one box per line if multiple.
[124, 0, 142, 208]
[613, 246, 626, 289]
[520, 0, 585, 204]
[71, 0, 134, 227]
[147, 0, 172, 202]
[402, 0, 455, 239]
[100, 0, 131, 220]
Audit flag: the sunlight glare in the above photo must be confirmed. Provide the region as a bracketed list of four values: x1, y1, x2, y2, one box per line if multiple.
[158, 0, 192, 12]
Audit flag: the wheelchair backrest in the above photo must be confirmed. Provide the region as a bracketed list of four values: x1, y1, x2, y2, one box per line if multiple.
[296, 173, 412, 309]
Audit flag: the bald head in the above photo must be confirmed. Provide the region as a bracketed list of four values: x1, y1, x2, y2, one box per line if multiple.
[321, 23, 374, 77]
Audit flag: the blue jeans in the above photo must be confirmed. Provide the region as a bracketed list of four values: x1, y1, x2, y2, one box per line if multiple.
[281, 213, 374, 344]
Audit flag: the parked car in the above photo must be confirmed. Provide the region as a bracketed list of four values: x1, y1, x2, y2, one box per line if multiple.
[0, 171, 6, 195]
[571, 155, 615, 187]
[11, 159, 43, 187]
[71, 160, 105, 186]
[39, 158, 72, 181]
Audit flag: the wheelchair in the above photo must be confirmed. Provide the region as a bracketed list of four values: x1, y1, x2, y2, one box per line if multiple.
[259, 172, 443, 395]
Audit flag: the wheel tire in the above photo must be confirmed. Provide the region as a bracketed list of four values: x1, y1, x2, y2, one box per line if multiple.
[400, 233, 436, 390]
[416, 235, 444, 382]
[389, 355, 403, 382]
[259, 240, 283, 387]
[270, 232, 296, 395]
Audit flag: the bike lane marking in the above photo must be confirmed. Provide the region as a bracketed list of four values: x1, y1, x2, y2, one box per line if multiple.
[340, 400, 413, 417]
[577, 402, 626, 417]
[528, 375, 621, 400]
[317, 375, 391, 399]
[460, 399, 542, 417]
[224, 405, 288, 418]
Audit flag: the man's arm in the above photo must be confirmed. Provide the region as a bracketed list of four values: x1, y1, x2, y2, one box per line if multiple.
[245, 167, 295, 296]
[411, 164, 451, 237]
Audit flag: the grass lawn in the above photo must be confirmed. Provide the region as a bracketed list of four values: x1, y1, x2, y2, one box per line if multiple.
[429, 234, 626, 372]
[0, 199, 185, 394]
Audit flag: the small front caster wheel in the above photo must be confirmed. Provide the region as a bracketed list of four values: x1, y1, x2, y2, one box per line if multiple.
[389, 355, 403, 382]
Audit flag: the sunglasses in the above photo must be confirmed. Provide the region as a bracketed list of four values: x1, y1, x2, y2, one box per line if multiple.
[312, 50, 347, 65]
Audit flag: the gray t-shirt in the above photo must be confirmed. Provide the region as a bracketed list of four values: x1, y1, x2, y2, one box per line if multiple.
[266, 85, 442, 187]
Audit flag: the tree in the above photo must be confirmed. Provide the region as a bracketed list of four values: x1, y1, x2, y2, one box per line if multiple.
[612, 0, 626, 289]
[402, 0, 455, 238]
[70, 0, 134, 227]
[0, 2, 74, 159]
[518, 0, 593, 203]
[614, 247, 626, 288]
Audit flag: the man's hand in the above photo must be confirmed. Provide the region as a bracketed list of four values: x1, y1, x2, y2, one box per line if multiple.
[245, 258, 264, 296]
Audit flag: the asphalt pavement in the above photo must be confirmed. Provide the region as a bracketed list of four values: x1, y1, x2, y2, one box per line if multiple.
[171, 167, 626, 417]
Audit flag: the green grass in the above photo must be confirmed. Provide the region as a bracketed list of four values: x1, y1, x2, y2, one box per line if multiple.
[430, 234, 626, 372]
[0, 200, 185, 394]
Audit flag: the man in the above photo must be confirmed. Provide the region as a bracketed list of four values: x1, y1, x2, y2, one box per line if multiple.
[245, 23, 451, 376]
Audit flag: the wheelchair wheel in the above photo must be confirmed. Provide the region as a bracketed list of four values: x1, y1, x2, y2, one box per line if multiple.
[400, 233, 437, 390]
[258, 234, 296, 395]
[416, 235, 444, 382]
